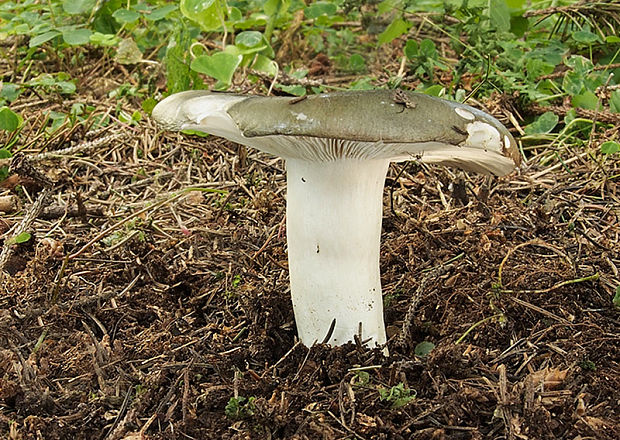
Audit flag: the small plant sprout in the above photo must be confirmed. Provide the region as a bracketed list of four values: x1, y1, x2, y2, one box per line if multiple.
[153, 90, 520, 349]
[378, 383, 416, 409]
[225, 396, 256, 420]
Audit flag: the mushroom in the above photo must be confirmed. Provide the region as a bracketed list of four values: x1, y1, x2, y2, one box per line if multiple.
[152, 90, 520, 348]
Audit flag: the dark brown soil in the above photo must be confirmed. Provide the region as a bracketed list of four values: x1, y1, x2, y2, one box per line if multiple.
[1, 46, 619, 440]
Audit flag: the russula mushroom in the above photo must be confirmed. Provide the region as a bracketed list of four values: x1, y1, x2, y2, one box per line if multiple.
[153, 90, 520, 348]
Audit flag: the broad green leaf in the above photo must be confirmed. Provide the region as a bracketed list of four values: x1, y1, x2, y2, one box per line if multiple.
[112, 9, 141, 24]
[63, 0, 96, 15]
[165, 32, 193, 93]
[180, 0, 225, 32]
[419, 39, 437, 58]
[489, 0, 510, 32]
[606, 36, 620, 44]
[572, 29, 599, 44]
[142, 98, 157, 114]
[0, 149, 12, 158]
[349, 77, 375, 90]
[252, 54, 278, 76]
[0, 107, 19, 131]
[564, 55, 593, 74]
[235, 31, 265, 52]
[600, 141, 619, 155]
[304, 1, 337, 19]
[414, 341, 435, 357]
[423, 85, 444, 96]
[571, 91, 597, 110]
[90, 32, 119, 46]
[275, 84, 306, 96]
[263, 0, 289, 16]
[378, 18, 408, 45]
[228, 6, 242, 22]
[56, 81, 76, 94]
[13, 232, 31, 244]
[404, 40, 418, 59]
[562, 71, 583, 95]
[510, 16, 528, 37]
[610, 90, 620, 113]
[0, 83, 21, 102]
[148, 4, 178, 21]
[348, 54, 366, 72]
[191, 52, 242, 84]
[115, 38, 143, 64]
[527, 44, 565, 67]
[524, 111, 559, 135]
[62, 28, 92, 45]
[526, 58, 553, 80]
[29, 30, 61, 48]
[377, 0, 400, 15]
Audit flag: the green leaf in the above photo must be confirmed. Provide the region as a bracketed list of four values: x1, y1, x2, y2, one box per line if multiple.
[377, 0, 400, 15]
[564, 55, 593, 74]
[0, 83, 21, 102]
[606, 36, 620, 44]
[378, 383, 416, 409]
[142, 98, 157, 114]
[610, 90, 620, 113]
[349, 77, 375, 90]
[90, 32, 119, 46]
[414, 341, 435, 357]
[180, 0, 225, 32]
[112, 9, 141, 24]
[304, 1, 337, 19]
[114, 38, 143, 64]
[252, 54, 278, 76]
[422, 85, 444, 97]
[0, 148, 12, 159]
[510, 16, 528, 37]
[572, 29, 599, 44]
[13, 232, 32, 244]
[62, 28, 92, 45]
[562, 71, 584, 95]
[0, 107, 19, 131]
[348, 54, 366, 72]
[378, 18, 409, 45]
[489, 0, 511, 32]
[264, 0, 289, 16]
[165, 31, 193, 93]
[147, 4, 178, 21]
[524, 111, 559, 135]
[600, 141, 620, 155]
[29, 30, 61, 48]
[191, 52, 242, 84]
[275, 84, 306, 96]
[404, 40, 418, 59]
[418, 39, 437, 58]
[63, 0, 96, 15]
[235, 31, 265, 53]
[526, 58, 554, 80]
[613, 286, 620, 308]
[571, 91, 598, 110]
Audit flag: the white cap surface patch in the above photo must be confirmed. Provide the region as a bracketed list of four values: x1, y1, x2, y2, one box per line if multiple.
[464, 121, 501, 152]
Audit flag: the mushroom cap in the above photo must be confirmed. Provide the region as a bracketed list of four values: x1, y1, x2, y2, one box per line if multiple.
[153, 90, 520, 176]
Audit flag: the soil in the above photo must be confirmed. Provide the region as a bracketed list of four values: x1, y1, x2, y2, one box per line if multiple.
[1, 44, 619, 440]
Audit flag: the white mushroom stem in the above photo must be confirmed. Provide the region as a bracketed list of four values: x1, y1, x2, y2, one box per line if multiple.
[286, 158, 390, 347]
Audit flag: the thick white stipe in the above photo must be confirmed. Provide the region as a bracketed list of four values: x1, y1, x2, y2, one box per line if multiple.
[286, 158, 390, 347]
